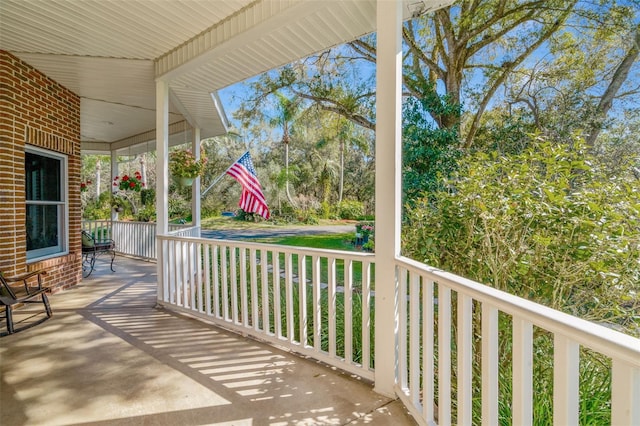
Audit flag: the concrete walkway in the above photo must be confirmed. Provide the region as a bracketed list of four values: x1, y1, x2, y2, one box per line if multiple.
[1, 257, 415, 426]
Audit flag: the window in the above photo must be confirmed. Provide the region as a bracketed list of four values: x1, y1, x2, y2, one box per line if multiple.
[25, 147, 68, 261]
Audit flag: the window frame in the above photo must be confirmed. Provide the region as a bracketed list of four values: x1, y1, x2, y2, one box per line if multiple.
[25, 145, 69, 262]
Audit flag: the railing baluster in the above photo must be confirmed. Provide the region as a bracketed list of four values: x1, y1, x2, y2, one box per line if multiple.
[182, 241, 189, 308]
[398, 267, 408, 391]
[221, 246, 229, 320]
[344, 259, 353, 364]
[204, 243, 211, 316]
[168, 239, 176, 303]
[438, 284, 452, 426]
[285, 252, 294, 342]
[423, 277, 435, 424]
[212, 245, 220, 318]
[513, 317, 533, 426]
[362, 260, 371, 371]
[273, 251, 282, 339]
[298, 254, 308, 347]
[250, 248, 259, 331]
[261, 249, 270, 335]
[410, 271, 420, 409]
[611, 358, 640, 425]
[554, 334, 579, 426]
[457, 293, 473, 425]
[230, 246, 238, 324]
[328, 256, 337, 358]
[240, 247, 248, 326]
[313, 255, 321, 353]
[482, 303, 498, 426]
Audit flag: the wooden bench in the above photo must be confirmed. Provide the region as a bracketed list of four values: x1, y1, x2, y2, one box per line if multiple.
[82, 230, 116, 278]
[0, 270, 52, 336]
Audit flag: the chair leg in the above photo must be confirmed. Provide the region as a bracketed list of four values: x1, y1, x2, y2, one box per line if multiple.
[43, 293, 52, 318]
[6, 306, 14, 334]
[109, 250, 115, 273]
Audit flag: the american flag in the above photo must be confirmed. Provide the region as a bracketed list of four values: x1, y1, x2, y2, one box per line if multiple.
[226, 151, 270, 219]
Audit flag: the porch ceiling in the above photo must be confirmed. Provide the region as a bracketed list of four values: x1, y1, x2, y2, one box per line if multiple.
[0, 0, 451, 155]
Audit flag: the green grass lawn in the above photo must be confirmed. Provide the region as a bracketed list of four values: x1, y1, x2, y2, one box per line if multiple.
[255, 233, 356, 251]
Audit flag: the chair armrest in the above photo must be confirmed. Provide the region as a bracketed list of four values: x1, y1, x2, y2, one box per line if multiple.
[3, 270, 47, 292]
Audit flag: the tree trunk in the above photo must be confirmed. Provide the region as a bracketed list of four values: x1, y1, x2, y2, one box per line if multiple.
[585, 27, 640, 148]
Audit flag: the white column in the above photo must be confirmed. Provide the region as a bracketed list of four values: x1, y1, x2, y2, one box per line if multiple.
[156, 80, 170, 303]
[191, 127, 201, 236]
[110, 150, 119, 222]
[156, 80, 169, 235]
[374, 0, 403, 398]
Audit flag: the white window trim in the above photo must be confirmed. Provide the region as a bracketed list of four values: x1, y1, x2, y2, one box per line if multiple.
[25, 145, 69, 263]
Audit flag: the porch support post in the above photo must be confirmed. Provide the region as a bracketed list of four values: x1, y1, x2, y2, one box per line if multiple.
[374, 0, 402, 397]
[191, 126, 201, 236]
[156, 79, 169, 302]
[156, 80, 169, 235]
[110, 150, 119, 222]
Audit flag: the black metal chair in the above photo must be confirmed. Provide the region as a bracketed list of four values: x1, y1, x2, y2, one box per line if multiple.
[81, 230, 116, 278]
[0, 270, 52, 336]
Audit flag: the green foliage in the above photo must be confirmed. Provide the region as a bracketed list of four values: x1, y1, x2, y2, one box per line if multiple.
[140, 188, 155, 206]
[403, 136, 640, 335]
[235, 209, 265, 222]
[295, 209, 319, 225]
[135, 205, 156, 222]
[338, 200, 364, 220]
[402, 89, 461, 202]
[168, 195, 190, 220]
[319, 201, 332, 219]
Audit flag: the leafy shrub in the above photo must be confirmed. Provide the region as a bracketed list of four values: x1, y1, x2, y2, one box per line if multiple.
[168, 195, 190, 220]
[319, 201, 332, 219]
[338, 200, 364, 220]
[403, 137, 640, 335]
[135, 205, 156, 222]
[295, 209, 319, 225]
[140, 188, 155, 206]
[235, 209, 264, 222]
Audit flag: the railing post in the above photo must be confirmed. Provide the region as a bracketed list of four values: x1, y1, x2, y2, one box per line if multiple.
[374, 0, 403, 398]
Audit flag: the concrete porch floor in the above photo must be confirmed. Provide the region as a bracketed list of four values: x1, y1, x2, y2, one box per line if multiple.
[1, 256, 416, 426]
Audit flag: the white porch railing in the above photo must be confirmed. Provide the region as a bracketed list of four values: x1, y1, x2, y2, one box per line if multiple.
[156, 234, 640, 425]
[157, 234, 375, 380]
[82, 220, 197, 259]
[396, 256, 640, 426]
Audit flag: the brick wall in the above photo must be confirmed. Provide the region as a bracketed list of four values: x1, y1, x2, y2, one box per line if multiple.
[0, 50, 82, 292]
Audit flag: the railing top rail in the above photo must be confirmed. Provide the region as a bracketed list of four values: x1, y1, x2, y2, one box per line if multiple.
[158, 234, 375, 262]
[167, 225, 199, 235]
[397, 255, 640, 367]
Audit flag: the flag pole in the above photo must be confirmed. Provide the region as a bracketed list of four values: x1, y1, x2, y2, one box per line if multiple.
[201, 151, 248, 197]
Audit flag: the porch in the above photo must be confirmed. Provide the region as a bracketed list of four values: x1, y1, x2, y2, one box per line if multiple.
[0, 256, 415, 425]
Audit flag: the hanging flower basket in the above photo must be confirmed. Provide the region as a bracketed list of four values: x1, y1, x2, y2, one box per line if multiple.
[170, 148, 207, 183]
[113, 171, 144, 192]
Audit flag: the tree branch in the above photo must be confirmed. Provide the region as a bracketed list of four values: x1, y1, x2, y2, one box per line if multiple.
[464, 6, 575, 148]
